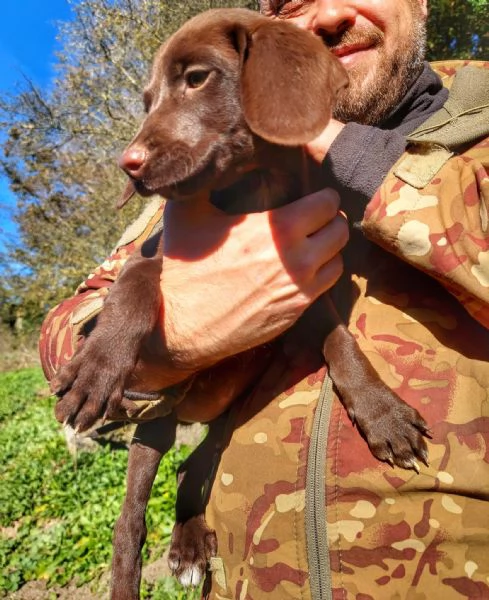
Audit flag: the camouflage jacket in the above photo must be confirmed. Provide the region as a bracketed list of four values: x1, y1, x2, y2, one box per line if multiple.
[39, 61, 489, 599]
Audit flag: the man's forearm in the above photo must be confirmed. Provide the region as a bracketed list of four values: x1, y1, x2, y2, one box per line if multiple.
[320, 63, 450, 221]
[321, 123, 408, 221]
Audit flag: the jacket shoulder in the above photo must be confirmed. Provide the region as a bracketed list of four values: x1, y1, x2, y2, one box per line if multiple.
[113, 196, 164, 251]
[430, 59, 489, 88]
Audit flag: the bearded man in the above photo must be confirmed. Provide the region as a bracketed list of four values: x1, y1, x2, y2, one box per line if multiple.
[40, 1, 489, 598]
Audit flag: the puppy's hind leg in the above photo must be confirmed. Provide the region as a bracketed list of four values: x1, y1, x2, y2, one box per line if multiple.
[111, 414, 177, 600]
[168, 415, 229, 588]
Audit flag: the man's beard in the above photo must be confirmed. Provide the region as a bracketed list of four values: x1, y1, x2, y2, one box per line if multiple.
[327, 10, 427, 125]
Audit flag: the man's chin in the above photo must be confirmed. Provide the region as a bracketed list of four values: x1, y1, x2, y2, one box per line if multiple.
[333, 62, 381, 122]
[345, 50, 381, 89]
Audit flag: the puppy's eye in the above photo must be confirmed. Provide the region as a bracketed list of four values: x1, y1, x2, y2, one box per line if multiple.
[185, 69, 210, 89]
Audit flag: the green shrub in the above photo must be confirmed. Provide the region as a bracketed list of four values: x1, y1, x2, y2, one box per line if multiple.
[0, 368, 192, 595]
[0, 368, 46, 422]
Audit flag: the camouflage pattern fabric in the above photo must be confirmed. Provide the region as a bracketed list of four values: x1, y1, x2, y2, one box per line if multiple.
[39, 61, 489, 600]
[204, 60, 489, 600]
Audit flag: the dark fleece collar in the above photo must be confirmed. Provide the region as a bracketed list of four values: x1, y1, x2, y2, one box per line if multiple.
[380, 62, 449, 134]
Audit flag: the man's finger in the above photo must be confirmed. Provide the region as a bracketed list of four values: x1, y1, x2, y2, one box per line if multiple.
[307, 213, 349, 271]
[311, 254, 344, 298]
[269, 187, 341, 239]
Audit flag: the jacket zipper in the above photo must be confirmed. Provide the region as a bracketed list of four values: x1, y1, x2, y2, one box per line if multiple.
[305, 373, 334, 600]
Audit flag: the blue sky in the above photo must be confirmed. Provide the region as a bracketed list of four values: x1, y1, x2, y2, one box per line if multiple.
[0, 0, 75, 256]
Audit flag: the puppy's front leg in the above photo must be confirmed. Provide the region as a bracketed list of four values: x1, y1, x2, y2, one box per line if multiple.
[52, 250, 162, 431]
[321, 296, 430, 471]
[111, 415, 178, 600]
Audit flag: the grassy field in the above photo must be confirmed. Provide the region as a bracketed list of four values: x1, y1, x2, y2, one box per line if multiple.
[0, 368, 201, 599]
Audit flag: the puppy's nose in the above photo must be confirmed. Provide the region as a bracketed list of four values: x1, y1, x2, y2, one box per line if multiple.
[119, 146, 147, 176]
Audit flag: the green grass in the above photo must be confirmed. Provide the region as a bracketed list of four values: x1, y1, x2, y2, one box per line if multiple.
[0, 368, 199, 598]
[141, 579, 201, 600]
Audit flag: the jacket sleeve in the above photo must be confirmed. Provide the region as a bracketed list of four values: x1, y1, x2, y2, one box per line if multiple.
[39, 198, 164, 381]
[361, 137, 489, 328]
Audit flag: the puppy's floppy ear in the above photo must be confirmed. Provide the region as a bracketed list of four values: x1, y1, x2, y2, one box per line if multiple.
[237, 20, 348, 146]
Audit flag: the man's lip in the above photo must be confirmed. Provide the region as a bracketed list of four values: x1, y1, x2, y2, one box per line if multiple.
[331, 43, 373, 58]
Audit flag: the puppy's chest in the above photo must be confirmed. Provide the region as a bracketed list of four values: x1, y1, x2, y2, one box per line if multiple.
[210, 167, 321, 215]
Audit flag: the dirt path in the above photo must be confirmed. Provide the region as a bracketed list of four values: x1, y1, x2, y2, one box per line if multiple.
[8, 556, 171, 599]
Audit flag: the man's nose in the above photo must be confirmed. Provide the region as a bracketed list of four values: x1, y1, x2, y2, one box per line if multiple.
[308, 0, 357, 36]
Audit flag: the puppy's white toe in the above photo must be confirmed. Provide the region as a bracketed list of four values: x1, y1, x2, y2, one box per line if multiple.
[168, 556, 180, 572]
[178, 565, 203, 587]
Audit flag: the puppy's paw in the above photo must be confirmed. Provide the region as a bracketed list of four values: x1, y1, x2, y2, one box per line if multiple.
[168, 516, 217, 587]
[52, 342, 128, 432]
[349, 386, 430, 472]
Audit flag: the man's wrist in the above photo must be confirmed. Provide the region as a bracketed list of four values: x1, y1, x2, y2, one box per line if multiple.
[305, 119, 345, 164]
[122, 323, 197, 393]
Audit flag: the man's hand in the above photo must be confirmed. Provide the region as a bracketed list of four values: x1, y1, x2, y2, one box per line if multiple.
[154, 187, 348, 375]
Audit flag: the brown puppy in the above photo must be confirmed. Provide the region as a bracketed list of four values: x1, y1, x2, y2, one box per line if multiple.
[52, 8, 430, 598]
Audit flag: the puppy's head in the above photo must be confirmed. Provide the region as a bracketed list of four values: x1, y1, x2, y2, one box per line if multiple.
[118, 8, 347, 207]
